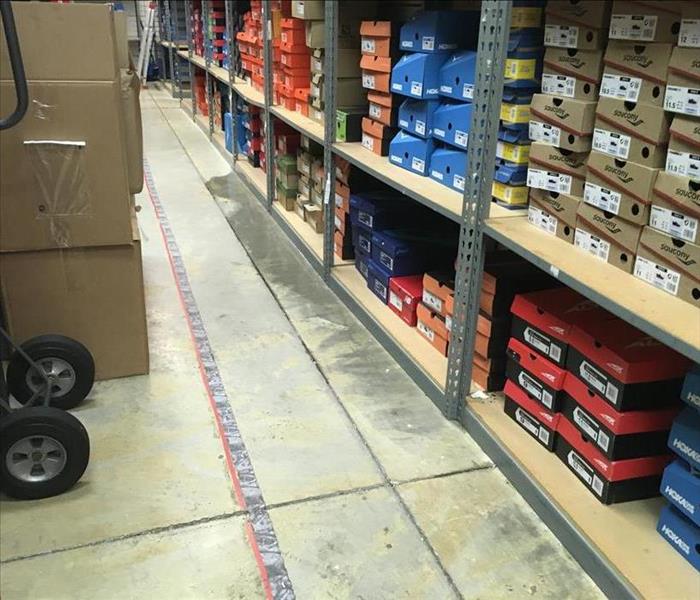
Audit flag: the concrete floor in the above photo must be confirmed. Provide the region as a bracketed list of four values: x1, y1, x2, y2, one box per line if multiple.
[0, 88, 604, 599]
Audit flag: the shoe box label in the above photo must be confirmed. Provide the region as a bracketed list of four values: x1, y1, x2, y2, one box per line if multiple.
[524, 326, 563, 363]
[568, 449, 606, 497]
[649, 205, 698, 243]
[584, 182, 622, 214]
[679, 19, 700, 48]
[528, 205, 559, 236]
[544, 24, 578, 49]
[666, 150, 700, 180]
[592, 128, 631, 159]
[527, 168, 573, 195]
[634, 255, 681, 295]
[542, 74, 576, 98]
[609, 15, 658, 42]
[577, 358, 620, 405]
[575, 228, 612, 262]
[664, 86, 700, 118]
[600, 73, 642, 102]
[529, 121, 561, 147]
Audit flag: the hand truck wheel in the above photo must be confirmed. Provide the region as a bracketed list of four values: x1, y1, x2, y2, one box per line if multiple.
[6, 335, 95, 410]
[0, 406, 90, 499]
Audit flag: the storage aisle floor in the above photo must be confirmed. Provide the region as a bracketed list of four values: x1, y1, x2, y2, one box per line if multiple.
[0, 89, 603, 599]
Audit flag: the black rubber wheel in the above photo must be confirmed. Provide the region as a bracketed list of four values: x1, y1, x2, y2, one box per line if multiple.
[0, 406, 90, 499]
[6, 335, 95, 410]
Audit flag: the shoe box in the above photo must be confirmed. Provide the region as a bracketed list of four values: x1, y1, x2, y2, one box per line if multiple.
[664, 46, 700, 118]
[398, 10, 479, 54]
[681, 364, 700, 412]
[390, 52, 450, 100]
[649, 171, 700, 244]
[388, 274, 423, 326]
[438, 50, 477, 102]
[661, 459, 700, 527]
[609, 1, 683, 44]
[368, 90, 399, 127]
[367, 258, 392, 303]
[362, 117, 397, 156]
[544, 0, 611, 51]
[529, 94, 596, 152]
[542, 47, 604, 101]
[668, 407, 700, 471]
[528, 188, 580, 243]
[398, 98, 440, 139]
[657, 504, 700, 571]
[416, 302, 449, 356]
[504, 380, 560, 451]
[527, 142, 589, 197]
[370, 228, 453, 277]
[432, 103, 473, 150]
[389, 130, 436, 176]
[666, 115, 700, 181]
[429, 148, 468, 194]
[360, 21, 398, 59]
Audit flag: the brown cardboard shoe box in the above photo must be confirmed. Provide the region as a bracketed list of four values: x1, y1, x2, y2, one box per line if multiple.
[0, 81, 133, 252]
[664, 46, 700, 117]
[574, 202, 642, 272]
[583, 150, 659, 224]
[544, 16, 607, 51]
[634, 226, 700, 307]
[542, 48, 603, 101]
[527, 142, 588, 197]
[601, 41, 672, 106]
[361, 117, 395, 156]
[609, 1, 684, 43]
[593, 97, 671, 167]
[667, 115, 700, 181]
[0, 215, 148, 380]
[546, 1, 613, 30]
[650, 171, 700, 244]
[529, 94, 596, 152]
[528, 188, 580, 243]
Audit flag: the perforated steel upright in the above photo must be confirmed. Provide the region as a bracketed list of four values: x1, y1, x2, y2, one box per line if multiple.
[262, 0, 275, 210]
[185, 0, 197, 119]
[322, 1, 338, 280]
[224, 0, 236, 163]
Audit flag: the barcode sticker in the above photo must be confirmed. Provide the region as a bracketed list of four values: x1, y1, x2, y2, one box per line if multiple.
[650, 206, 698, 243]
[592, 475, 604, 497]
[358, 211, 373, 228]
[573, 407, 600, 440]
[445, 315, 452, 332]
[518, 371, 544, 400]
[411, 81, 423, 97]
[679, 19, 700, 48]
[600, 73, 642, 102]
[544, 24, 579, 48]
[568, 451, 594, 486]
[497, 141, 530, 164]
[664, 86, 700, 117]
[335, 193, 343, 208]
[597, 430, 610, 452]
[453, 174, 465, 191]
[454, 130, 468, 148]
[418, 320, 435, 342]
[431, 169, 444, 181]
[524, 327, 552, 356]
[575, 229, 611, 261]
[359, 261, 369, 279]
[334, 215, 342, 229]
[541, 74, 576, 99]
[609, 14, 658, 41]
[389, 291, 403, 311]
[462, 83, 474, 100]
[578, 361, 608, 397]
[423, 290, 443, 313]
[362, 133, 374, 152]
[538, 428, 550, 445]
[379, 251, 394, 271]
[361, 37, 376, 53]
[362, 73, 376, 89]
[665, 150, 700, 181]
[515, 408, 540, 437]
[422, 36, 435, 51]
[592, 128, 631, 159]
[415, 120, 426, 136]
[634, 256, 681, 296]
[541, 390, 554, 409]
[527, 168, 573, 194]
[358, 234, 371, 253]
[374, 280, 387, 300]
[411, 156, 425, 173]
[440, 84, 453, 95]
[529, 121, 561, 147]
[584, 182, 622, 215]
[549, 344, 562, 363]
[369, 103, 382, 119]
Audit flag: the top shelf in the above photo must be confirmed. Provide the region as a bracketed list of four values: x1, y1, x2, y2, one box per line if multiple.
[270, 105, 324, 144]
[485, 216, 700, 362]
[333, 142, 525, 223]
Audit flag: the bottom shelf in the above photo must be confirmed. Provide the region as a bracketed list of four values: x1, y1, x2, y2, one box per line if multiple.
[332, 266, 448, 390]
[468, 395, 697, 600]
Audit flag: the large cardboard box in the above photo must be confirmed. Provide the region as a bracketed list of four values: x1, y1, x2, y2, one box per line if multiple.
[529, 94, 596, 152]
[542, 47, 603, 101]
[292, 0, 324, 20]
[0, 217, 148, 380]
[609, 1, 683, 43]
[527, 142, 588, 197]
[528, 188, 580, 243]
[650, 171, 700, 244]
[664, 46, 700, 118]
[667, 115, 700, 181]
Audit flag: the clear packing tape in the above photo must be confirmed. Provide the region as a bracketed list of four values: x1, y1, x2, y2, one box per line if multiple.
[121, 68, 143, 194]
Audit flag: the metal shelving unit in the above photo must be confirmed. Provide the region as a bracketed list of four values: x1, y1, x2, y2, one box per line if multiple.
[164, 3, 700, 598]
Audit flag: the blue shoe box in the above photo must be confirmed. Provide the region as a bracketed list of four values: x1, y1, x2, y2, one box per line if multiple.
[350, 192, 414, 231]
[438, 51, 477, 102]
[399, 10, 479, 53]
[498, 125, 530, 144]
[389, 131, 436, 176]
[661, 459, 700, 527]
[682, 365, 700, 412]
[432, 102, 473, 150]
[429, 148, 467, 193]
[355, 249, 371, 281]
[657, 505, 700, 572]
[398, 99, 440, 139]
[669, 408, 700, 471]
[494, 159, 528, 186]
[391, 53, 449, 100]
[371, 230, 429, 276]
[352, 223, 373, 256]
[367, 259, 392, 303]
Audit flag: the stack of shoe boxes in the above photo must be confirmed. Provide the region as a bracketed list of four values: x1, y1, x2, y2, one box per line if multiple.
[279, 16, 310, 113]
[505, 286, 690, 504]
[292, 134, 324, 232]
[192, 0, 204, 57]
[657, 365, 700, 571]
[275, 125, 301, 210]
[493, 2, 544, 209]
[206, 0, 227, 67]
[236, 4, 263, 87]
[245, 102, 263, 167]
[388, 11, 479, 174]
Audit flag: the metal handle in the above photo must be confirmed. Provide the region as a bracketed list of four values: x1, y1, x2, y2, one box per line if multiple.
[0, 2, 28, 131]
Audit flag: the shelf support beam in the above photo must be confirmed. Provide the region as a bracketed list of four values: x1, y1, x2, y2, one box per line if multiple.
[444, 0, 512, 419]
[262, 0, 275, 210]
[322, 0, 338, 281]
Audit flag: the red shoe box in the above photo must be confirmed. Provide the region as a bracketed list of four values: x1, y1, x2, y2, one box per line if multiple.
[565, 318, 690, 411]
[561, 374, 678, 460]
[555, 416, 672, 504]
[472, 355, 506, 392]
[388, 275, 423, 327]
[285, 69, 311, 89]
[510, 287, 611, 367]
[277, 133, 300, 154]
[504, 380, 560, 451]
[281, 51, 310, 69]
[417, 303, 449, 355]
[281, 26, 306, 45]
[505, 337, 567, 412]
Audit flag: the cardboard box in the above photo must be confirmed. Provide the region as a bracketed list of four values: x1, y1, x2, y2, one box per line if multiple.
[388, 275, 423, 327]
[681, 364, 700, 412]
[0, 81, 133, 252]
[422, 272, 455, 318]
[305, 20, 324, 48]
[544, 17, 607, 51]
[294, 194, 310, 220]
[667, 115, 700, 181]
[527, 142, 588, 197]
[679, 3, 700, 48]
[542, 47, 603, 101]
[334, 230, 354, 261]
[634, 226, 700, 307]
[574, 202, 642, 272]
[429, 148, 468, 194]
[528, 189, 580, 242]
[311, 48, 324, 73]
[291, 0, 324, 20]
[368, 91, 398, 127]
[657, 505, 700, 571]
[661, 459, 700, 527]
[336, 108, 365, 143]
[546, 0, 612, 30]
[416, 303, 449, 356]
[439, 50, 477, 102]
[601, 41, 672, 106]
[433, 102, 473, 150]
[0, 217, 148, 380]
[361, 55, 393, 94]
[609, 1, 683, 43]
[650, 171, 700, 244]
[304, 204, 324, 233]
[360, 21, 397, 57]
[668, 408, 700, 470]
[503, 380, 560, 451]
[664, 46, 700, 118]
[529, 94, 596, 152]
[334, 205, 351, 237]
[390, 52, 448, 100]
[276, 183, 296, 210]
[367, 258, 391, 304]
[399, 98, 440, 140]
[584, 151, 658, 224]
[593, 97, 671, 167]
[362, 118, 396, 156]
[388, 130, 436, 175]
[298, 175, 311, 201]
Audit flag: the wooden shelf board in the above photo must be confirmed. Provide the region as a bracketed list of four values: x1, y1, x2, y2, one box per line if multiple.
[270, 105, 324, 144]
[332, 266, 448, 389]
[232, 80, 265, 108]
[333, 142, 524, 223]
[470, 395, 698, 600]
[209, 64, 230, 85]
[484, 216, 700, 362]
[272, 202, 324, 262]
[235, 160, 267, 199]
[176, 49, 189, 60]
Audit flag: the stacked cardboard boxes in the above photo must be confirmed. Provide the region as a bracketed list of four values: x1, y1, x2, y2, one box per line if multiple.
[0, 4, 148, 380]
[192, 0, 204, 57]
[206, 0, 227, 67]
[505, 287, 690, 504]
[236, 2, 264, 89]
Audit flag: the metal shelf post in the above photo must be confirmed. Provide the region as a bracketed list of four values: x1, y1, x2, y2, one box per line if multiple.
[204, 0, 215, 138]
[444, 0, 512, 419]
[185, 0, 197, 120]
[225, 0, 236, 165]
[322, 1, 338, 281]
[262, 0, 275, 210]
